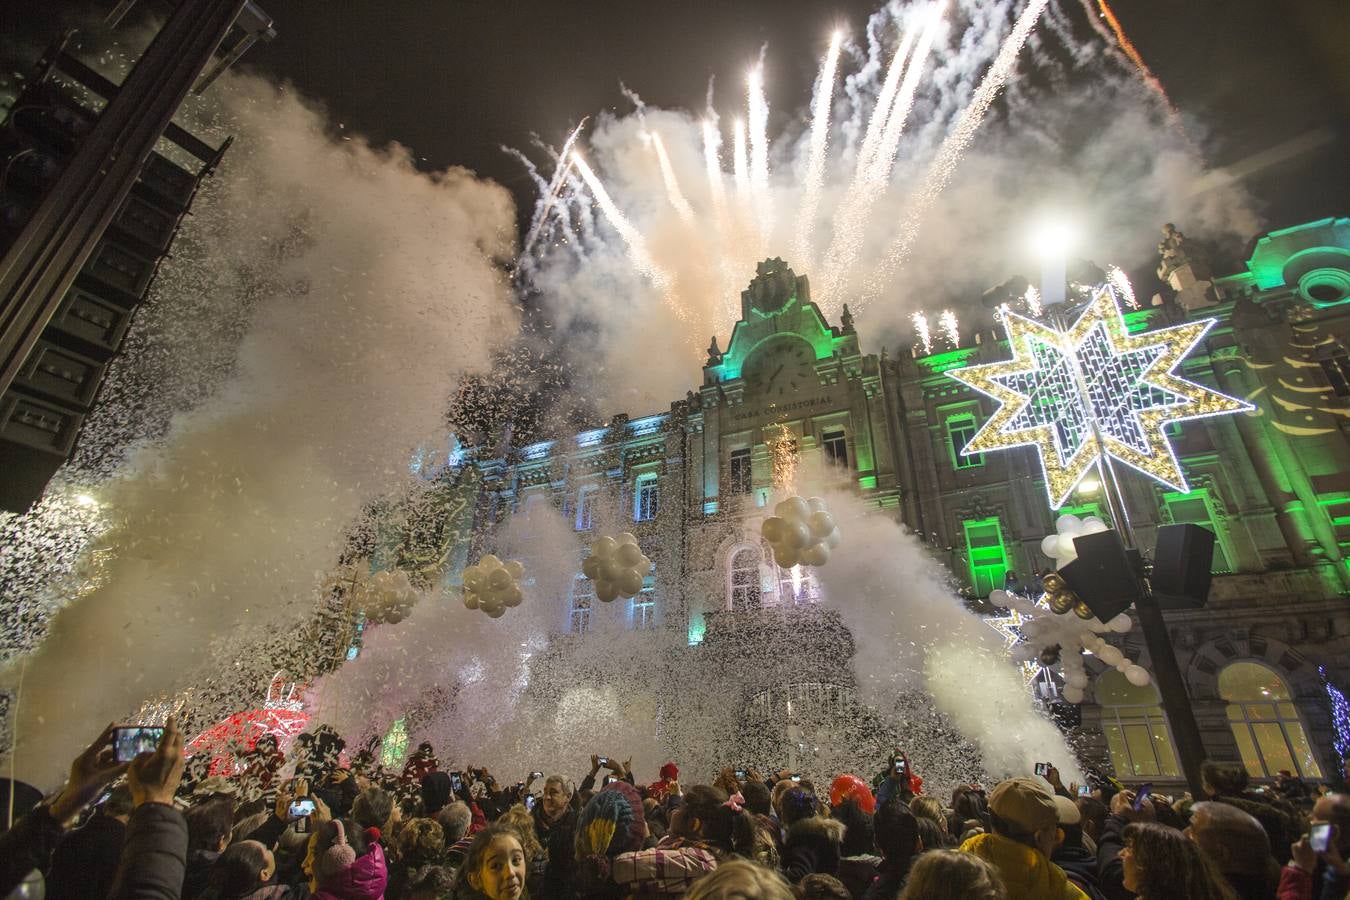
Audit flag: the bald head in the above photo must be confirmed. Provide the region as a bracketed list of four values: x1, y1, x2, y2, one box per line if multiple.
[1187, 801, 1270, 875]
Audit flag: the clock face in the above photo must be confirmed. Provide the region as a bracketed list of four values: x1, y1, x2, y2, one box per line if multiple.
[745, 339, 817, 400]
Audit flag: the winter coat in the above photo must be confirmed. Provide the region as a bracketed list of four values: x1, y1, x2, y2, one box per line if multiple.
[860, 856, 915, 900]
[422, 772, 455, 816]
[1051, 844, 1107, 900]
[611, 836, 719, 896]
[1210, 793, 1303, 862]
[959, 832, 1089, 900]
[537, 806, 579, 900]
[313, 842, 389, 900]
[0, 803, 64, 898]
[836, 853, 881, 899]
[226, 886, 298, 900]
[45, 812, 128, 900]
[781, 816, 846, 883]
[109, 802, 190, 900]
[181, 847, 222, 900]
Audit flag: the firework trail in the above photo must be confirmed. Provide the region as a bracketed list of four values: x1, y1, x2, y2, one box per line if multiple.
[747, 65, 772, 240]
[1091, 0, 1178, 117]
[649, 131, 697, 225]
[855, 26, 917, 179]
[1023, 284, 1042, 317]
[1107, 265, 1138, 309]
[520, 119, 587, 259]
[864, 0, 1052, 306]
[701, 117, 728, 220]
[731, 118, 751, 203]
[791, 30, 844, 271]
[572, 154, 669, 292]
[869, 4, 945, 184]
[912, 311, 933, 355]
[938, 308, 960, 347]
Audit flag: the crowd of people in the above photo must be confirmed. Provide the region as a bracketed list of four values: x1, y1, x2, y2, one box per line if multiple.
[2, 717, 1349, 900]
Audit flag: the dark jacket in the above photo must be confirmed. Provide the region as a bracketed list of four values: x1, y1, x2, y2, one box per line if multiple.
[1052, 844, 1107, 900]
[837, 854, 881, 899]
[181, 848, 221, 900]
[539, 806, 580, 900]
[45, 812, 128, 900]
[1210, 793, 1303, 863]
[1095, 815, 1131, 900]
[782, 816, 846, 883]
[859, 856, 914, 900]
[109, 802, 189, 900]
[0, 804, 65, 898]
[421, 772, 454, 816]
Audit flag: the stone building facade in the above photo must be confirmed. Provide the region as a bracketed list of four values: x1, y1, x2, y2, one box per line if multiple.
[409, 219, 1350, 787]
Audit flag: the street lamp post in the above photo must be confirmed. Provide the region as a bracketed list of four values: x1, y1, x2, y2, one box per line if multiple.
[1032, 220, 1209, 795]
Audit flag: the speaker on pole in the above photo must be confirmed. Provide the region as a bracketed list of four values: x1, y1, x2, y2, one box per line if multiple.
[1152, 523, 1215, 609]
[1058, 529, 1140, 621]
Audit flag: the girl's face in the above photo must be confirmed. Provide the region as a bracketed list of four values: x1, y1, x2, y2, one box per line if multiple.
[1119, 841, 1140, 893]
[470, 835, 526, 900]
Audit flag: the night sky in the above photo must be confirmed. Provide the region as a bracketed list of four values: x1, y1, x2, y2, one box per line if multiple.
[236, 0, 1349, 241]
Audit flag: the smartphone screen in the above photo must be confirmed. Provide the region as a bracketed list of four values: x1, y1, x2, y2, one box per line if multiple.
[1310, 823, 1332, 853]
[597, 757, 609, 767]
[1132, 783, 1153, 811]
[1078, 785, 1091, 797]
[289, 798, 316, 818]
[1034, 762, 1049, 777]
[790, 774, 802, 783]
[735, 769, 747, 780]
[113, 726, 165, 763]
[894, 760, 907, 775]
[451, 774, 462, 792]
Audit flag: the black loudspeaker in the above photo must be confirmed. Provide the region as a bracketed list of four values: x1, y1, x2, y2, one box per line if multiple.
[1152, 523, 1215, 609]
[1059, 529, 1140, 621]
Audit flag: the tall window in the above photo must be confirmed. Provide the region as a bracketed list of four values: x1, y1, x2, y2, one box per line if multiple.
[1319, 352, 1350, 397]
[632, 585, 656, 630]
[575, 486, 598, 531]
[1097, 669, 1180, 778]
[634, 474, 659, 522]
[1220, 662, 1323, 779]
[1161, 489, 1232, 573]
[569, 576, 593, 634]
[777, 562, 822, 605]
[963, 517, 1009, 598]
[947, 414, 983, 469]
[821, 429, 847, 468]
[729, 449, 752, 495]
[729, 546, 762, 610]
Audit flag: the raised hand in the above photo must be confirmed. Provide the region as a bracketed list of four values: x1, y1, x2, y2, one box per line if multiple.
[127, 716, 185, 808]
[48, 723, 129, 823]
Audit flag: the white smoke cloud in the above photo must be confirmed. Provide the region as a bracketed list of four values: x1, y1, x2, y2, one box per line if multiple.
[1, 72, 518, 788]
[519, 0, 1260, 412]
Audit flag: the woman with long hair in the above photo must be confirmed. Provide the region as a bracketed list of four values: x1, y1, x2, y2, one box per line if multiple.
[611, 784, 758, 896]
[898, 850, 1006, 900]
[199, 841, 292, 900]
[1119, 822, 1238, 900]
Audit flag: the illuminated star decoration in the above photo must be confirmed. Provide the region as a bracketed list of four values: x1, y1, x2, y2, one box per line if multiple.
[946, 281, 1253, 507]
[984, 598, 1049, 686]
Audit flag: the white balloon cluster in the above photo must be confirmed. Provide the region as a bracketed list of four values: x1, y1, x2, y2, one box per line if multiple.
[988, 588, 1149, 704]
[325, 562, 420, 625]
[761, 496, 840, 569]
[581, 533, 652, 602]
[462, 555, 525, 619]
[1040, 513, 1111, 567]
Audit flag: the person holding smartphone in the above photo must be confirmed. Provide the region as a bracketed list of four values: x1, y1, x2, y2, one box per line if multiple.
[1282, 794, 1350, 900]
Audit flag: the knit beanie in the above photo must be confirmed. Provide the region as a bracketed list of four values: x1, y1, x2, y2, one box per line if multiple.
[315, 820, 358, 883]
[575, 781, 647, 889]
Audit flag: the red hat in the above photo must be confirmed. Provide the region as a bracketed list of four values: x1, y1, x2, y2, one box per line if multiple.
[660, 762, 679, 781]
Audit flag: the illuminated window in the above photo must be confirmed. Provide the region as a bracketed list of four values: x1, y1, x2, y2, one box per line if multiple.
[1161, 489, 1232, 573]
[1097, 669, 1180, 778]
[728, 546, 763, 610]
[947, 413, 983, 469]
[729, 449, 752, 495]
[632, 584, 655, 630]
[1220, 662, 1323, 779]
[634, 474, 659, 522]
[777, 561, 822, 605]
[963, 517, 1009, 598]
[575, 485, 598, 531]
[821, 429, 847, 468]
[569, 576, 593, 634]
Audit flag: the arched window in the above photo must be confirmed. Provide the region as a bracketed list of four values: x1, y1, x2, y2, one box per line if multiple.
[1096, 669, 1180, 778]
[1219, 662, 1323, 779]
[728, 546, 763, 611]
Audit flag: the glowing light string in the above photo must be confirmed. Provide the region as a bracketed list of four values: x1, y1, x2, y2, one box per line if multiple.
[945, 279, 1253, 507]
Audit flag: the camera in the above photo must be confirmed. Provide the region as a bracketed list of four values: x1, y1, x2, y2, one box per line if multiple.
[597, 756, 610, 767]
[734, 769, 747, 781]
[112, 726, 165, 763]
